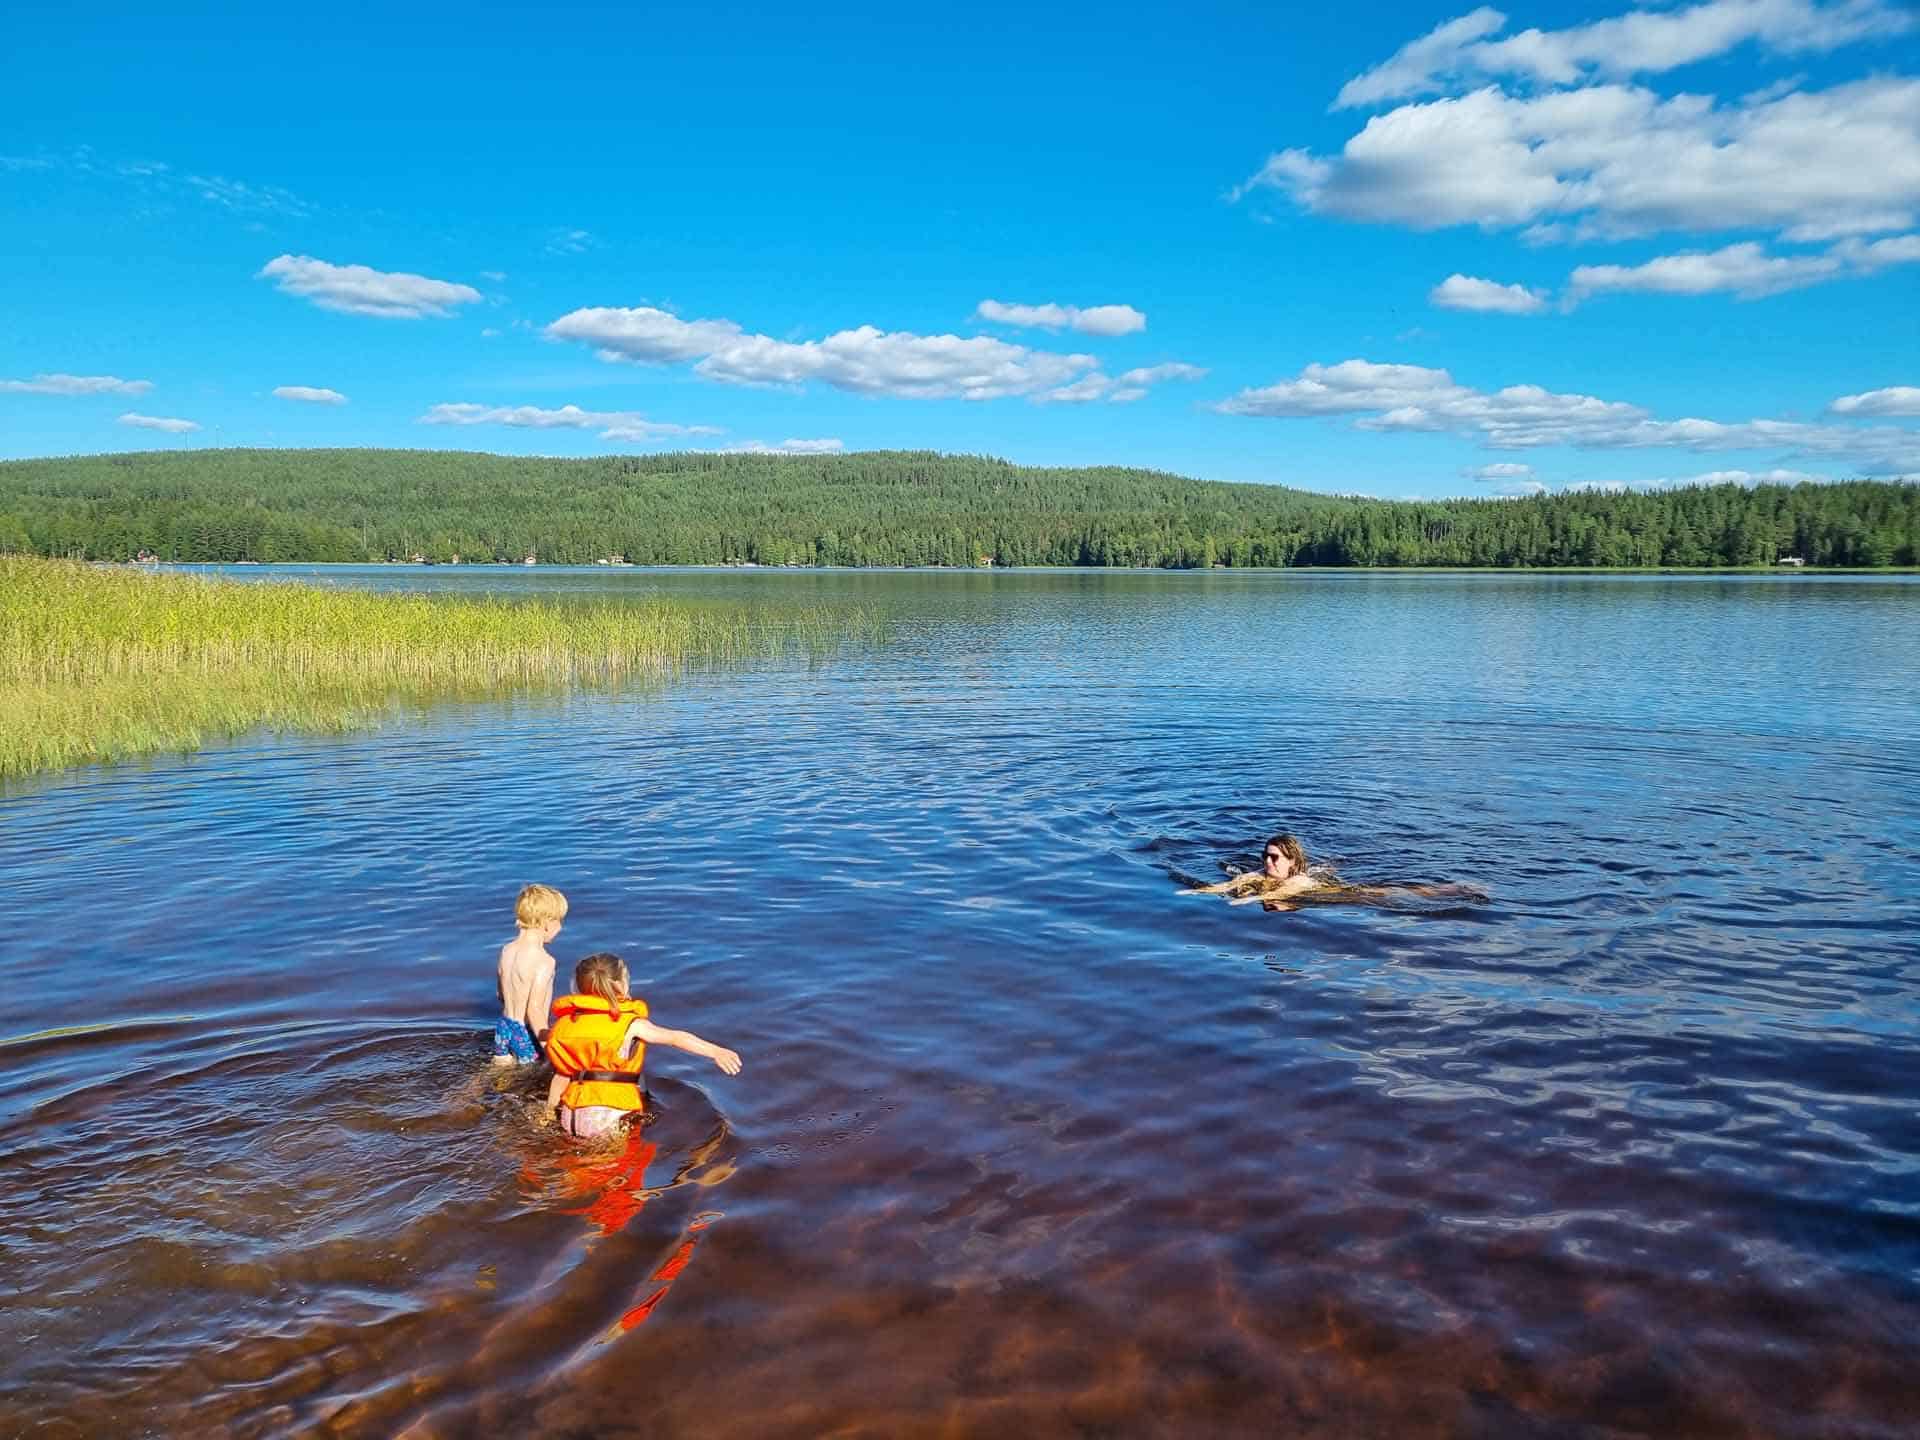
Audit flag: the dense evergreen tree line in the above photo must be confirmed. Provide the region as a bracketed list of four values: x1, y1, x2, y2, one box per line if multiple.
[0, 447, 1915, 568]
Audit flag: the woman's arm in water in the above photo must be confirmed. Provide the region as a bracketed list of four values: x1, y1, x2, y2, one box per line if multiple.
[1180, 872, 1263, 896]
[626, 1017, 743, 1076]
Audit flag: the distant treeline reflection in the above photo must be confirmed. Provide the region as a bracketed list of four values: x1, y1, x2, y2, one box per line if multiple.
[3, 448, 1916, 568]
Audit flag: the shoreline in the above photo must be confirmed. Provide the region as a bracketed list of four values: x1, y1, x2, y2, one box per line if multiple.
[145, 560, 1920, 576]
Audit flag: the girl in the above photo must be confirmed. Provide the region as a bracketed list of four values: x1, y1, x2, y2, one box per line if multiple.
[545, 952, 742, 1140]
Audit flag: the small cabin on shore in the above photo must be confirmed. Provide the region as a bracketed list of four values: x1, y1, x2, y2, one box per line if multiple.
[1777, 555, 1806, 567]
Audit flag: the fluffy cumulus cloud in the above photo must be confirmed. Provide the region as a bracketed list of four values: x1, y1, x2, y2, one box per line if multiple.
[1, 372, 152, 395]
[547, 306, 1104, 401]
[1217, 358, 1920, 471]
[1243, 0, 1920, 280]
[973, 299, 1148, 336]
[118, 412, 198, 433]
[545, 307, 749, 364]
[1041, 362, 1209, 405]
[1242, 76, 1920, 242]
[272, 385, 347, 405]
[1831, 386, 1920, 417]
[1430, 273, 1549, 312]
[1569, 233, 1920, 301]
[1335, 0, 1913, 108]
[418, 403, 722, 442]
[720, 438, 847, 455]
[259, 255, 483, 318]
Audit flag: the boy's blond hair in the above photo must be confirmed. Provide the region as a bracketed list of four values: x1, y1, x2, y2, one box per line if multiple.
[515, 883, 569, 929]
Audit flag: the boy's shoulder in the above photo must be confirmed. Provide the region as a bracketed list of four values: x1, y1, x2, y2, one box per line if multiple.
[499, 936, 555, 970]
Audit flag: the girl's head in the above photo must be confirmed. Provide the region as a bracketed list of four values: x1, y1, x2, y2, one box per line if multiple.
[574, 952, 630, 1004]
[1263, 833, 1308, 880]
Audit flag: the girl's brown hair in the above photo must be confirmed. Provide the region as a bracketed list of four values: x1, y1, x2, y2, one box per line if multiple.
[573, 952, 630, 1003]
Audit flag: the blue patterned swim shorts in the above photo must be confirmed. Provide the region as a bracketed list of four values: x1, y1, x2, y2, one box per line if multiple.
[492, 1016, 539, 1063]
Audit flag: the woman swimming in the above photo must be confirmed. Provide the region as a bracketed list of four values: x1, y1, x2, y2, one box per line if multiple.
[1182, 832, 1482, 912]
[1183, 833, 1321, 908]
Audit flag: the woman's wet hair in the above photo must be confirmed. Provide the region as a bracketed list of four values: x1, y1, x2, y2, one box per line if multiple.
[1265, 833, 1308, 870]
[574, 951, 630, 1003]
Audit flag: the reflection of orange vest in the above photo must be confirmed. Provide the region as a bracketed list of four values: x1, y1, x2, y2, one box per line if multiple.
[546, 993, 650, 1112]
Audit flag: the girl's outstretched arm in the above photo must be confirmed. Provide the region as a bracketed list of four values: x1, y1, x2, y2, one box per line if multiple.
[627, 1017, 743, 1075]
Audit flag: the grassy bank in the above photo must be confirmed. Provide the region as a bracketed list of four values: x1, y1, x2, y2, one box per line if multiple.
[1, 556, 856, 779]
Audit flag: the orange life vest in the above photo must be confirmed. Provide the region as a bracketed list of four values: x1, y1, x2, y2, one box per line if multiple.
[546, 993, 650, 1112]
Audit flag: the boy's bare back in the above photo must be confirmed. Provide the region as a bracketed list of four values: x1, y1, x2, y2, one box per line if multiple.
[498, 932, 555, 1034]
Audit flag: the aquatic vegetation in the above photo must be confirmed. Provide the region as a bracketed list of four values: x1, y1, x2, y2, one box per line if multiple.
[0, 556, 863, 778]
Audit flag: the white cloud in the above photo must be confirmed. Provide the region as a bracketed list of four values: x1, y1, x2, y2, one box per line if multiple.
[1119, 362, 1207, 385]
[545, 306, 746, 364]
[1568, 233, 1920, 301]
[480, 327, 502, 339]
[1431, 273, 1550, 312]
[1044, 374, 1119, 405]
[1336, 7, 1509, 109]
[548, 305, 1100, 401]
[1336, 0, 1914, 109]
[0, 372, 153, 395]
[1217, 358, 1920, 471]
[974, 299, 1148, 336]
[720, 438, 847, 454]
[480, 270, 508, 282]
[547, 229, 596, 255]
[118, 412, 198, 434]
[418, 403, 722, 441]
[1242, 75, 1920, 244]
[272, 385, 347, 405]
[1570, 240, 1839, 299]
[259, 254, 482, 318]
[1836, 233, 1920, 267]
[1831, 386, 1920, 417]
[696, 327, 1096, 399]
[1041, 361, 1208, 404]
[1465, 461, 1535, 479]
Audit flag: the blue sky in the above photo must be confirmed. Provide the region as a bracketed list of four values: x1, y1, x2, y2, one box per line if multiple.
[2, 0, 1917, 498]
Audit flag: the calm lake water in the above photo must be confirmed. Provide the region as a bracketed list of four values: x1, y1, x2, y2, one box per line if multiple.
[3, 568, 1918, 1439]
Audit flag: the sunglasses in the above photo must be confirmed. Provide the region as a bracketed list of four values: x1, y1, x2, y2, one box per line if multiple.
[1263, 851, 1286, 862]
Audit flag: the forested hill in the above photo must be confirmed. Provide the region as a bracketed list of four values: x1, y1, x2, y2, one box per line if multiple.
[1, 447, 1915, 568]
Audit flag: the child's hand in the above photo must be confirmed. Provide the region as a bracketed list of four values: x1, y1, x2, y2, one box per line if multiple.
[710, 1046, 742, 1076]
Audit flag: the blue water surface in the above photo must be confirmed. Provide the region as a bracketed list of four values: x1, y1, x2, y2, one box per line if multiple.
[2, 568, 1916, 1438]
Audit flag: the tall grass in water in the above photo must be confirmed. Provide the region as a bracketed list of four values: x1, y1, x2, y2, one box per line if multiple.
[2, 557, 858, 779]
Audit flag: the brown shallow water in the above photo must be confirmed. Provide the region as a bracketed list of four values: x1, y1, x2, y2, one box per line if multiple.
[2, 568, 1917, 1438]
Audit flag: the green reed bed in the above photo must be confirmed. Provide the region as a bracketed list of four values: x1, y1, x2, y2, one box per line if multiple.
[2, 556, 860, 779]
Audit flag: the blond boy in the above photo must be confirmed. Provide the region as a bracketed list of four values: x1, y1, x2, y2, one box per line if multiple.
[493, 883, 567, 1065]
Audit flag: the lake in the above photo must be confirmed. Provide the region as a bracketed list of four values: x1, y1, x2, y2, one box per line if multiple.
[3, 567, 1917, 1438]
